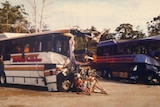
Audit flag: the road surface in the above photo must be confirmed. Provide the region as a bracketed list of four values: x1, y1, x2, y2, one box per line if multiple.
[0, 79, 160, 107]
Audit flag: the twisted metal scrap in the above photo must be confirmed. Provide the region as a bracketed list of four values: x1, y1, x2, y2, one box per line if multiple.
[74, 67, 108, 95]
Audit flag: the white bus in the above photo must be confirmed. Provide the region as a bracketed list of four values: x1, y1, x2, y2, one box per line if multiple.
[92, 35, 160, 84]
[0, 30, 76, 91]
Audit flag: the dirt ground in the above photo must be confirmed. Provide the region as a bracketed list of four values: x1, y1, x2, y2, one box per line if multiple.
[0, 79, 160, 107]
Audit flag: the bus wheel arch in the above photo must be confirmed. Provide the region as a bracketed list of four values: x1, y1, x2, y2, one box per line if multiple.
[102, 69, 112, 79]
[107, 70, 112, 79]
[145, 70, 156, 84]
[57, 72, 72, 92]
[0, 72, 6, 85]
[102, 70, 107, 78]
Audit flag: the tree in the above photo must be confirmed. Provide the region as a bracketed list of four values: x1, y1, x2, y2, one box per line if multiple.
[132, 30, 145, 39]
[0, 1, 29, 33]
[27, 0, 51, 33]
[115, 23, 145, 39]
[115, 23, 133, 39]
[147, 15, 160, 36]
[100, 29, 115, 41]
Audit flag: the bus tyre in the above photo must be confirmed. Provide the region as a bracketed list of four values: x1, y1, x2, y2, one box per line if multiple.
[102, 69, 112, 79]
[107, 72, 112, 79]
[102, 70, 107, 78]
[146, 74, 153, 84]
[61, 80, 71, 91]
[0, 72, 6, 85]
[57, 73, 71, 92]
[57, 80, 71, 92]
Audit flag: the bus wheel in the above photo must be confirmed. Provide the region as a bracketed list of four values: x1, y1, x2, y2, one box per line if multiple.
[57, 80, 71, 92]
[61, 80, 71, 91]
[0, 72, 6, 85]
[107, 72, 112, 79]
[102, 70, 107, 78]
[145, 74, 153, 84]
[57, 73, 71, 92]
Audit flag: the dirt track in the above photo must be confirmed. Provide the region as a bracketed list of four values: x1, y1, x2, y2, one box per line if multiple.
[0, 79, 160, 107]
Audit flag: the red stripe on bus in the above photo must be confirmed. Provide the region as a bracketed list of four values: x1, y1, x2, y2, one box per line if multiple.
[96, 55, 135, 63]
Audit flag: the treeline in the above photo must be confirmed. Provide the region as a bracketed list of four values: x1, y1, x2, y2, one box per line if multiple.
[0, 1, 160, 53]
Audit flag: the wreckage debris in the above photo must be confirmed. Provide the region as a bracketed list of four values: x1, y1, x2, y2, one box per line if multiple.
[73, 66, 108, 95]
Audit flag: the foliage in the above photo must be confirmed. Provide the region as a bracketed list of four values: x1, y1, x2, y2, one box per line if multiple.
[74, 33, 97, 53]
[0, 1, 29, 33]
[73, 26, 99, 53]
[147, 15, 160, 36]
[74, 24, 146, 53]
[100, 31, 115, 41]
[115, 23, 145, 39]
[115, 23, 133, 39]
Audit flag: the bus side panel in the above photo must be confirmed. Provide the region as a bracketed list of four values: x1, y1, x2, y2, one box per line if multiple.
[4, 64, 46, 86]
[108, 63, 130, 78]
[99, 62, 148, 83]
[5, 71, 45, 86]
[5, 70, 30, 85]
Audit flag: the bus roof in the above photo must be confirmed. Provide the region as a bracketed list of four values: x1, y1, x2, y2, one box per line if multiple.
[0, 33, 27, 40]
[141, 34, 160, 40]
[98, 34, 160, 47]
[0, 29, 72, 41]
[98, 39, 129, 47]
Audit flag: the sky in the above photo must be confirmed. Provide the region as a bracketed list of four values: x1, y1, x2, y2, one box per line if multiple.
[1, 0, 160, 35]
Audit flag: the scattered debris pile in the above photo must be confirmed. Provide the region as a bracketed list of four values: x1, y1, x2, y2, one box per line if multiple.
[73, 65, 108, 95]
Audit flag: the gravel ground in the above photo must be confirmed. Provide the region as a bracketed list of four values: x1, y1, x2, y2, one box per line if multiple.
[0, 79, 160, 107]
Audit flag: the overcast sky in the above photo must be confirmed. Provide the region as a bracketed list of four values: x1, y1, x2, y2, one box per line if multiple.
[1, 0, 160, 35]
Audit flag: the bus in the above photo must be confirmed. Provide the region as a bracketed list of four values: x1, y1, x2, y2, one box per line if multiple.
[92, 35, 160, 84]
[0, 30, 76, 92]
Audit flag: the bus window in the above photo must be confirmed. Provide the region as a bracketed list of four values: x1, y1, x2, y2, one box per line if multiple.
[103, 48, 109, 56]
[41, 35, 53, 52]
[23, 37, 41, 53]
[23, 38, 31, 53]
[29, 38, 36, 52]
[0, 42, 5, 55]
[4, 41, 11, 60]
[24, 44, 30, 53]
[57, 40, 62, 53]
[31, 37, 41, 52]
[54, 36, 69, 56]
[97, 47, 103, 56]
[11, 39, 23, 54]
[117, 45, 124, 54]
[34, 41, 40, 52]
